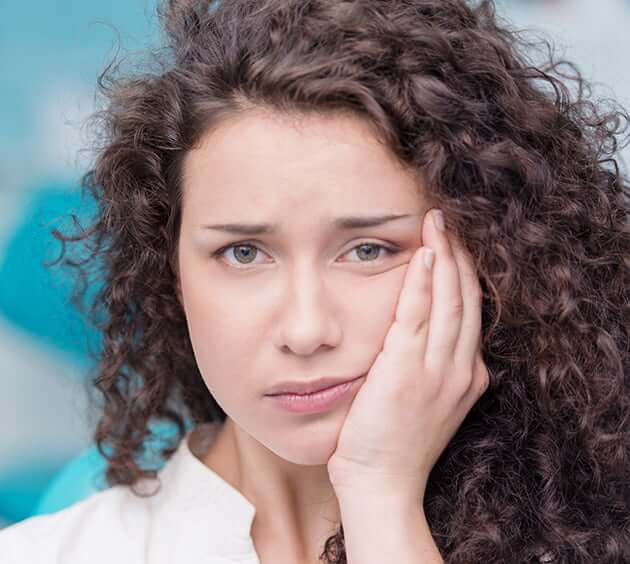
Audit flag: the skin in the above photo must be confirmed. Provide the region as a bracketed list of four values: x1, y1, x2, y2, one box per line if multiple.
[176, 109, 463, 562]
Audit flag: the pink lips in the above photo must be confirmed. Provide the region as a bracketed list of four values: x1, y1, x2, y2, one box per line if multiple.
[266, 376, 365, 414]
[265, 375, 362, 396]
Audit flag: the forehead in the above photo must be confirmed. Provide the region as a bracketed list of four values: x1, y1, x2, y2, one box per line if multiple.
[181, 110, 424, 216]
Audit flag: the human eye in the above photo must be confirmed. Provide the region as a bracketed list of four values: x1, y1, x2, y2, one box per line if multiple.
[341, 241, 400, 264]
[211, 240, 400, 269]
[211, 241, 270, 267]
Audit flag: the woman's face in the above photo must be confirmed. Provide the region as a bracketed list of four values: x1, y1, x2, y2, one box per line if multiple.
[177, 110, 428, 465]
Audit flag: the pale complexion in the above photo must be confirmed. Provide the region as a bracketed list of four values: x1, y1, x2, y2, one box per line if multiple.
[177, 109, 431, 562]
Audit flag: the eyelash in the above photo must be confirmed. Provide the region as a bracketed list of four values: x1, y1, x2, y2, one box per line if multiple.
[212, 240, 400, 269]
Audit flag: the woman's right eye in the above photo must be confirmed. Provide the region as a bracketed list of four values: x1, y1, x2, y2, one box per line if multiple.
[212, 243, 269, 266]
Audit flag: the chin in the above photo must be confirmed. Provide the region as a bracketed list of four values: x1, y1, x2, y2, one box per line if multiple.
[266, 424, 342, 466]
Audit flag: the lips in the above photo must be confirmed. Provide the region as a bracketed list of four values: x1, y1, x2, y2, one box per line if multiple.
[265, 375, 363, 396]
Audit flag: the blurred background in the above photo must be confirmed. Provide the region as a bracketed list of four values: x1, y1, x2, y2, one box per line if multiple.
[1, 0, 629, 529]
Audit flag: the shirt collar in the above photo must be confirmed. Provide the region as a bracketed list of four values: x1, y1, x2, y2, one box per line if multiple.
[155, 421, 259, 559]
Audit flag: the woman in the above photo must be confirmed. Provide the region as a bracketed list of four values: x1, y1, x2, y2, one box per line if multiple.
[1, 0, 628, 562]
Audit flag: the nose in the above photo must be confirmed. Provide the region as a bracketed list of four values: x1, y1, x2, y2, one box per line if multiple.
[273, 265, 342, 356]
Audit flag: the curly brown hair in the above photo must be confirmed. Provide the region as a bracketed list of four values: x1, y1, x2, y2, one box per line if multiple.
[51, 0, 630, 562]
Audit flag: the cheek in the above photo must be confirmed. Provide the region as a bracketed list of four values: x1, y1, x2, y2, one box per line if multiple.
[179, 273, 258, 381]
[184, 299, 256, 411]
[185, 300, 251, 368]
[346, 265, 408, 351]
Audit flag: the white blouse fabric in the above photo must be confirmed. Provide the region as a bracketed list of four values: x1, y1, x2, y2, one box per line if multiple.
[0, 424, 558, 564]
[0, 422, 262, 563]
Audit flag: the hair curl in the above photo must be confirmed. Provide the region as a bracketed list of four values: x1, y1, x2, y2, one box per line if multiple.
[51, 0, 630, 562]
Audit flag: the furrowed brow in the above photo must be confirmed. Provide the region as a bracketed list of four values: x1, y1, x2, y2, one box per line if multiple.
[202, 214, 413, 235]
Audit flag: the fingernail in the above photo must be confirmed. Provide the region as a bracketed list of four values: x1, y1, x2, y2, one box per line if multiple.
[433, 210, 445, 232]
[423, 248, 435, 270]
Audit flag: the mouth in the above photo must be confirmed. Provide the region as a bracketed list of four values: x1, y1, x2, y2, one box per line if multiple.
[265, 376, 365, 414]
[265, 375, 364, 396]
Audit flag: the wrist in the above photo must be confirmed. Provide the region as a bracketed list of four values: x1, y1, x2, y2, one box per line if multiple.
[336, 484, 426, 524]
[331, 474, 428, 508]
[336, 493, 442, 564]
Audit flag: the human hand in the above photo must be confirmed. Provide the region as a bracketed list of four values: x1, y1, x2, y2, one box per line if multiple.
[327, 208, 490, 503]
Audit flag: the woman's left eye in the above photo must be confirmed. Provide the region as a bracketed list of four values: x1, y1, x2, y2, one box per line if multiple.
[212, 241, 399, 268]
[344, 243, 399, 263]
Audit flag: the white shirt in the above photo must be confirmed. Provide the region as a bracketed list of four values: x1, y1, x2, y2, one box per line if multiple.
[0, 422, 261, 563]
[1, 424, 557, 564]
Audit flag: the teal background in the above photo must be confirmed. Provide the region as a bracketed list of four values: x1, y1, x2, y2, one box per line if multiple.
[1, 0, 629, 528]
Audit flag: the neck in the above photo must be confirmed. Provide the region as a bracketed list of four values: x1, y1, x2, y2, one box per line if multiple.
[201, 417, 342, 562]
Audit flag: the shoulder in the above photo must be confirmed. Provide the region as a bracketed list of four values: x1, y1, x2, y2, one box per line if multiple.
[0, 484, 153, 563]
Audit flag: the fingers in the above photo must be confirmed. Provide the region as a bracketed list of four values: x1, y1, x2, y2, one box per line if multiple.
[392, 244, 434, 338]
[422, 209, 463, 362]
[390, 207, 488, 399]
[448, 228, 483, 364]
[423, 209, 487, 398]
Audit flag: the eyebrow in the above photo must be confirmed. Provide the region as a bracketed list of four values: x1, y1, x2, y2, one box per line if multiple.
[201, 214, 414, 235]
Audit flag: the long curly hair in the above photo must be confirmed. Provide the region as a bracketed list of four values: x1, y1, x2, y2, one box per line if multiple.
[51, 0, 630, 562]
